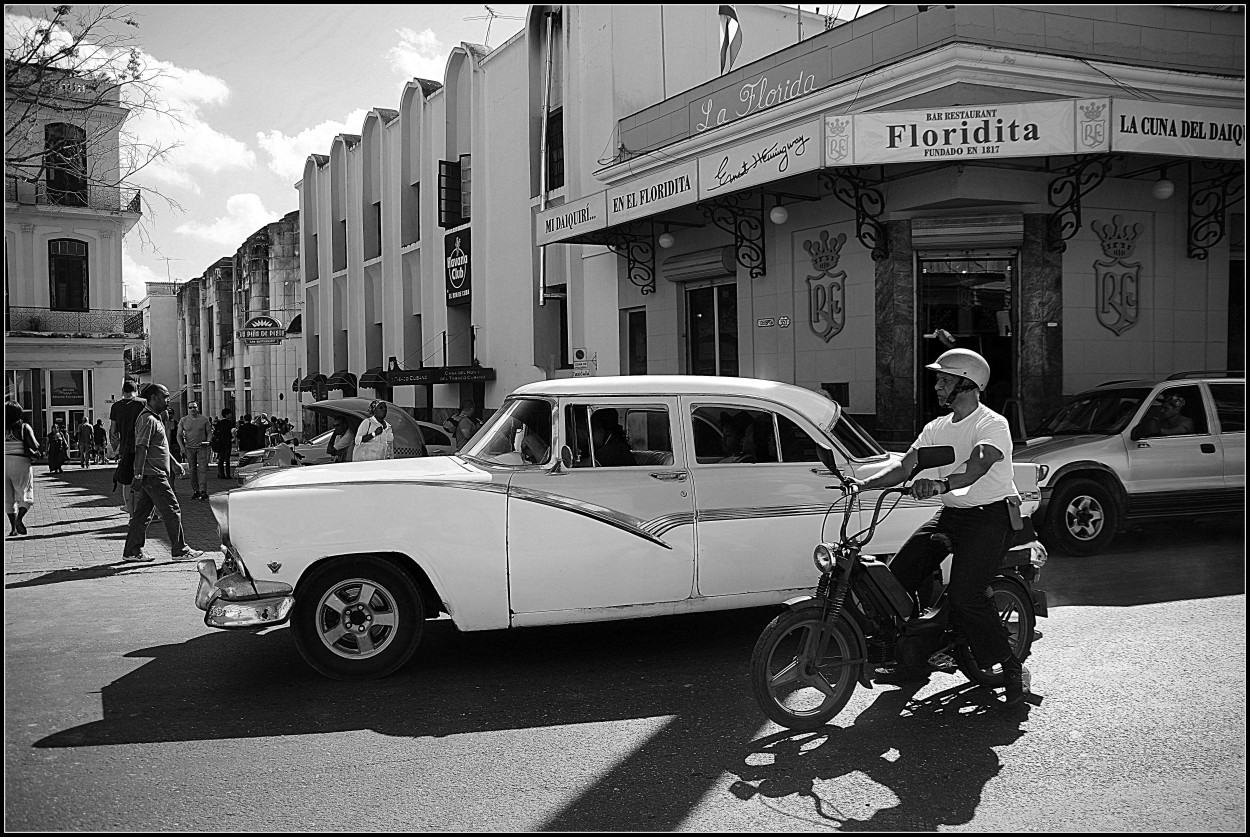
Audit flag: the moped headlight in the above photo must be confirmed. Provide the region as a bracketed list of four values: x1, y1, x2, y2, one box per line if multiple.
[813, 543, 836, 573]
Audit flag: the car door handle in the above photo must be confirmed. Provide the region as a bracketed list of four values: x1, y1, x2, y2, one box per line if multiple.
[650, 471, 688, 482]
[810, 468, 834, 476]
[1201, 443, 1216, 454]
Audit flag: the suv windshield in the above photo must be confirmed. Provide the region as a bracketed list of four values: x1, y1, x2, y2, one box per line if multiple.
[1034, 388, 1151, 436]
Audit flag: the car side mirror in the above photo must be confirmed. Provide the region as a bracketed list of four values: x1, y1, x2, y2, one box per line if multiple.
[551, 444, 574, 474]
[1129, 426, 1142, 442]
[816, 446, 838, 474]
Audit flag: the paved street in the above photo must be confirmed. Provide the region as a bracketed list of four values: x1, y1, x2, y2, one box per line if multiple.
[3, 466, 1246, 832]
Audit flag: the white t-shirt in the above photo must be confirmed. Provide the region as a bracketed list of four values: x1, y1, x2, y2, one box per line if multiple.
[353, 415, 394, 461]
[912, 403, 1018, 509]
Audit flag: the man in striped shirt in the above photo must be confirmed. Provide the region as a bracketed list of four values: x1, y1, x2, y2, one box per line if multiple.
[121, 384, 204, 563]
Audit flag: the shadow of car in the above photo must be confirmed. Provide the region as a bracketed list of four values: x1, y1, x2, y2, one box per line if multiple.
[236, 399, 455, 485]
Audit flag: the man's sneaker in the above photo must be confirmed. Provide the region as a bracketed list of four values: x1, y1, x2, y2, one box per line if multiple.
[121, 551, 155, 563]
[1001, 658, 1026, 708]
[171, 548, 205, 562]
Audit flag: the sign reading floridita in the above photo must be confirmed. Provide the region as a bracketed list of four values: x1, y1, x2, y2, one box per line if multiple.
[607, 160, 698, 226]
[828, 99, 1111, 166]
[699, 119, 822, 200]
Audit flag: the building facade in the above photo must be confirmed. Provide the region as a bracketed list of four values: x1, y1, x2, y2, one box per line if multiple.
[4, 66, 143, 444]
[539, 4, 1245, 445]
[175, 212, 304, 427]
[296, 5, 832, 424]
[128, 282, 180, 394]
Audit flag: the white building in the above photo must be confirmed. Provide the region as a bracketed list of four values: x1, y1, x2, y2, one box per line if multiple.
[129, 282, 180, 395]
[4, 65, 143, 443]
[296, 5, 829, 425]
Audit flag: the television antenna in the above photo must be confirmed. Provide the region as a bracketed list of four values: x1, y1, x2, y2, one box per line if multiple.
[156, 256, 185, 282]
[464, 5, 524, 47]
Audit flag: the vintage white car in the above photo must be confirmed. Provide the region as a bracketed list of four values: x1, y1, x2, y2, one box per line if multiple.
[196, 376, 1042, 680]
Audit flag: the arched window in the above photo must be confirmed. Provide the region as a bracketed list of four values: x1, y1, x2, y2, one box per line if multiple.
[49, 239, 89, 311]
[44, 123, 88, 207]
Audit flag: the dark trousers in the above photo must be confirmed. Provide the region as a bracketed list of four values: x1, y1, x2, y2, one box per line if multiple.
[216, 445, 231, 478]
[888, 503, 1013, 669]
[122, 474, 188, 558]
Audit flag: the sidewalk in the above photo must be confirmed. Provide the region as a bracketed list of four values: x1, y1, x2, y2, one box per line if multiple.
[4, 461, 228, 580]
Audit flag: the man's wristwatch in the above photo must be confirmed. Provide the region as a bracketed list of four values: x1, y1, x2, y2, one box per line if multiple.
[940, 478, 951, 494]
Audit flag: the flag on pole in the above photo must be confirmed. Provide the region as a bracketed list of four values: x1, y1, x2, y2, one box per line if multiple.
[719, 5, 742, 75]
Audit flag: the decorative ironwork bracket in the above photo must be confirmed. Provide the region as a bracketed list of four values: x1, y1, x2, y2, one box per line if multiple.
[596, 222, 656, 295]
[1188, 161, 1245, 260]
[817, 169, 889, 261]
[1047, 154, 1116, 252]
[700, 192, 766, 278]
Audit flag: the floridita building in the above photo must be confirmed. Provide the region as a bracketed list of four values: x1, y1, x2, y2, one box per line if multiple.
[300, 5, 1243, 444]
[539, 4, 1244, 445]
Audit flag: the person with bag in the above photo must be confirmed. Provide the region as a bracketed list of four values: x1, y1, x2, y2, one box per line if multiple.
[110, 380, 146, 514]
[352, 400, 394, 461]
[4, 401, 42, 536]
[45, 423, 69, 474]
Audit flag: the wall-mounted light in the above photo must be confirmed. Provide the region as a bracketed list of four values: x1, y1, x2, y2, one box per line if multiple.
[769, 205, 790, 225]
[1152, 175, 1175, 201]
[657, 231, 675, 249]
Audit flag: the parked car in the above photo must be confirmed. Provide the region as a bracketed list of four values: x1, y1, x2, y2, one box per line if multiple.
[1014, 371, 1245, 555]
[195, 375, 1043, 680]
[234, 399, 455, 485]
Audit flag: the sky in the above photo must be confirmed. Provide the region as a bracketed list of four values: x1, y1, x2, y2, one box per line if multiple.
[5, 4, 872, 301]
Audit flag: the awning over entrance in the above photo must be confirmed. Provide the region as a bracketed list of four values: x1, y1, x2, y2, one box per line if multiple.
[387, 365, 496, 386]
[359, 367, 388, 388]
[285, 314, 302, 335]
[325, 370, 357, 394]
[292, 372, 326, 393]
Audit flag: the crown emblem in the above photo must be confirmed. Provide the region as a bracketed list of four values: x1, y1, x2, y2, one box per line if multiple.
[1080, 101, 1106, 121]
[1092, 215, 1141, 260]
[826, 117, 849, 136]
[804, 230, 846, 272]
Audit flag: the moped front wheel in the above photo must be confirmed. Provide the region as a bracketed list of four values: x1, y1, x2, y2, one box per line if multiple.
[749, 605, 860, 730]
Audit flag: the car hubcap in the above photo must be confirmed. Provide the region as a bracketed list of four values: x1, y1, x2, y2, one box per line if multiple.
[315, 579, 399, 659]
[1066, 495, 1103, 541]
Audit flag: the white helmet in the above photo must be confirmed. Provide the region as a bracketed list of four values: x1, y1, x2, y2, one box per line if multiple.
[926, 348, 990, 391]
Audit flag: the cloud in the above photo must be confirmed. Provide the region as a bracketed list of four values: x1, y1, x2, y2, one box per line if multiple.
[174, 193, 277, 246]
[122, 244, 168, 302]
[256, 108, 369, 183]
[388, 27, 447, 80]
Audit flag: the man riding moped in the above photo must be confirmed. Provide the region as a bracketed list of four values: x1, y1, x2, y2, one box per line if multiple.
[849, 349, 1027, 708]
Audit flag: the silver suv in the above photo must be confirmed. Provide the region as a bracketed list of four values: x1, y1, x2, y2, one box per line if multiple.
[1013, 371, 1245, 555]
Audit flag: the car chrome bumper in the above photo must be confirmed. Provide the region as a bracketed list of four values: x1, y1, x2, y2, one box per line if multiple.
[195, 557, 294, 629]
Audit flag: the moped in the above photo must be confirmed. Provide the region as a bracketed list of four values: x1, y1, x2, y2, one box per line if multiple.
[749, 445, 1048, 729]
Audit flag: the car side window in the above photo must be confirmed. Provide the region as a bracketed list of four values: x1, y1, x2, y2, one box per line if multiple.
[1209, 383, 1246, 433]
[1139, 384, 1208, 437]
[690, 406, 777, 464]
[564, 404, 673, 467]
[778, 414, 825, 463]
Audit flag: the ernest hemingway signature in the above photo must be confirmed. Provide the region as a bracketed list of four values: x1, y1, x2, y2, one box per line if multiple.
[711, 134, 810, 192]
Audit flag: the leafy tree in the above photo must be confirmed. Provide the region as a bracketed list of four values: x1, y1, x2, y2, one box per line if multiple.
[4, 4, 183, 231]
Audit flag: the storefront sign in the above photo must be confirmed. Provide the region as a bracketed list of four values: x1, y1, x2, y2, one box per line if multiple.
[698, 119, 821, 199]
[607, 161, 699, 226]
[240, 315, 285, 344]
[445, 230, 471, 306]
[1110, 100, 1245, 160]
[1091, 215, 1142, 336]
[387, 365, 496, 386]
[691, 51, 831, 135]
[535, 191, 608, 246]
[49, 370, 83, 407]
[844, 99, 1103, 166]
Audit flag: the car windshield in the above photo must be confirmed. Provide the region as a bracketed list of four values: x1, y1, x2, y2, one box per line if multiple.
[460, 397, 553, 466]
[832, 411, 886, 459]
[1034, 388, 1151, 436]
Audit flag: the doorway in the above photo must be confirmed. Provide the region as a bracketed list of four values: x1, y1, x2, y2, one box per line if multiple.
[686, 282, 738, 376]
[917, 252, 1017, 422]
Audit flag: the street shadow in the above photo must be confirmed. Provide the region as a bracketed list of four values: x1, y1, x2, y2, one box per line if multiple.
[723, 682, 1027, 831]
[1043, 516, 1245, 607]
[4, 560, 193, 588]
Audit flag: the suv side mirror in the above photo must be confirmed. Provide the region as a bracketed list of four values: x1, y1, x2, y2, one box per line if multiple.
[1129, 425, 1142, 442]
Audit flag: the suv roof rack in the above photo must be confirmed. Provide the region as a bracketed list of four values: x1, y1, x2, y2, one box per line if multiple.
[1166, 370, 1245, 380]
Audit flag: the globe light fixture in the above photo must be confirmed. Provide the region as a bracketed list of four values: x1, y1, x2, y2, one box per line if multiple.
[1152, 177, 1175, 201]
[658, 231, 675, 249]
[769, 205, 790, 225]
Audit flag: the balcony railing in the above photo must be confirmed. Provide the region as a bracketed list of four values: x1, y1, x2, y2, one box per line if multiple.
[4, 177, 141, 214]
[5, 306, 144, 336]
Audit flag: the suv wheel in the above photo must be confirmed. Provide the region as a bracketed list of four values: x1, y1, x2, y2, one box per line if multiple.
[1044, 477, 1119, 556]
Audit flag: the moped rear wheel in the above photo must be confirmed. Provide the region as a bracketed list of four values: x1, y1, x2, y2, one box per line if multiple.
[955, 577, 1036, 687]
[750, 605, 860, 730]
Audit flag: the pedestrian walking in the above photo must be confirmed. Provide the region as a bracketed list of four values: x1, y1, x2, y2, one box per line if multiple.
[178, 401, 214, 500]
[77, 416, 93, 469]
[4, 401, 41, 537]
[93, 419, 107, 464]
[352, 400, 394, 461]
[45, 423, 69, 474]
[121, 383, 204, 563]
[212, 407, 235, 479]
[109, 379, 146, 515]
